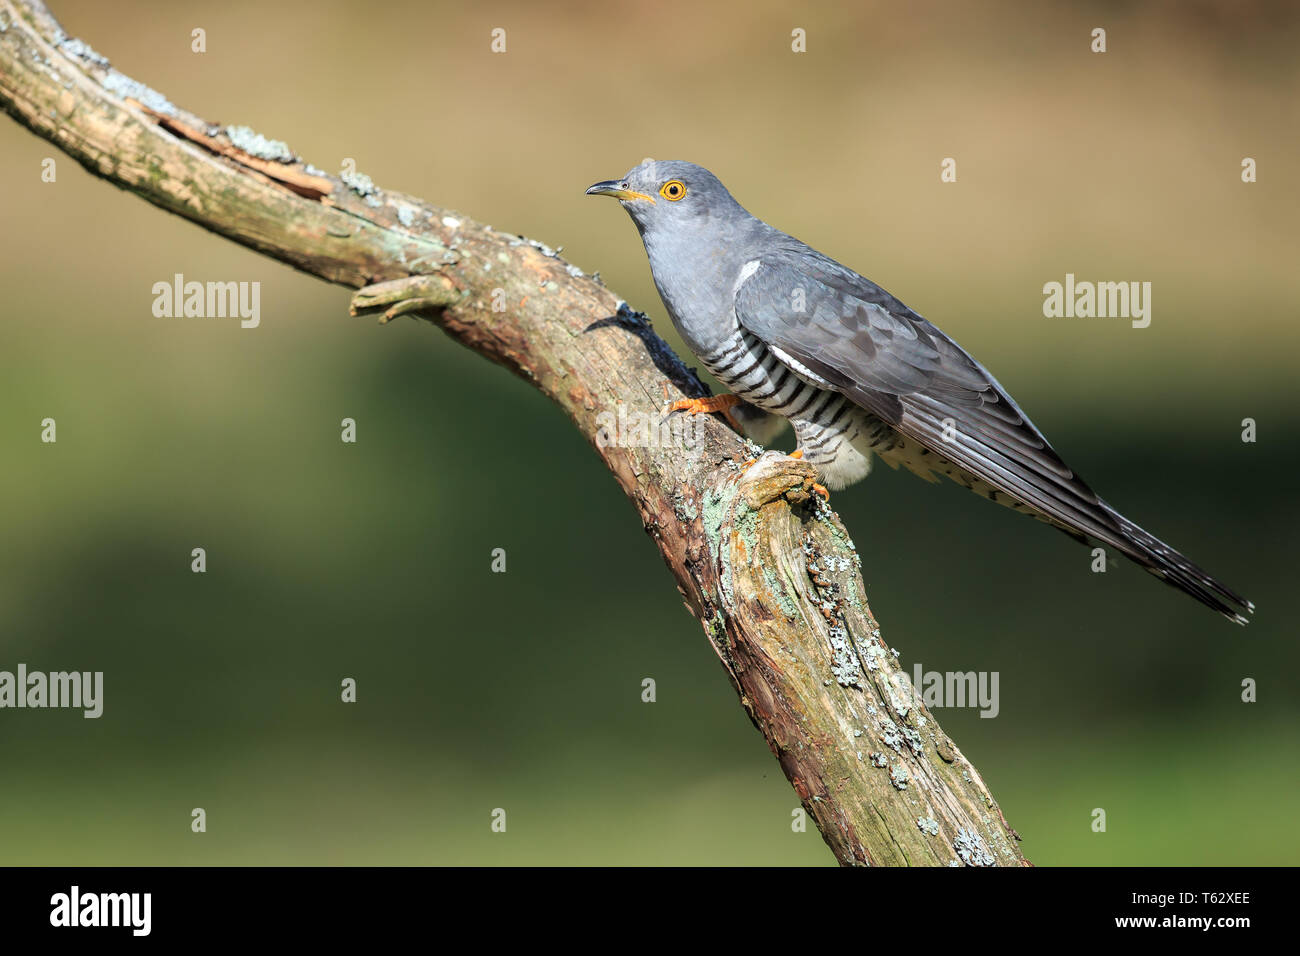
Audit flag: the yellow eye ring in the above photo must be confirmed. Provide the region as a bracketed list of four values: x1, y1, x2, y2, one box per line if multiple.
[659, 179, 686, 201]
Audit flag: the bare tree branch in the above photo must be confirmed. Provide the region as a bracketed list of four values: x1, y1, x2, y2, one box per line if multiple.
[0, 0, 1027, 866]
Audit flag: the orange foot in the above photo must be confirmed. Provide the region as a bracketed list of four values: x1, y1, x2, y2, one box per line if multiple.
[667, 393, 742, 431]
[787, 449, 829, 499]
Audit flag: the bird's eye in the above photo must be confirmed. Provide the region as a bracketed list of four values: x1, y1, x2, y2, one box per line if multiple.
[659, 180, 686, 201]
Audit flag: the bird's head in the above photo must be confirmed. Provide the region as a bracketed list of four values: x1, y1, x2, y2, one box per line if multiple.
[585, 160, 743, 235]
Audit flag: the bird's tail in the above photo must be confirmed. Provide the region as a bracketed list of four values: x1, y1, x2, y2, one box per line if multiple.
[1098, 502, 1255, 625]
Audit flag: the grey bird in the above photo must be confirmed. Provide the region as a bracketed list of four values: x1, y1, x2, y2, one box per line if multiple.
[586, 160, 1254, 625]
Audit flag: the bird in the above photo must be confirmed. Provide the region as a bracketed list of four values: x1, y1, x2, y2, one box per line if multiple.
[586, 160, 1254, 625]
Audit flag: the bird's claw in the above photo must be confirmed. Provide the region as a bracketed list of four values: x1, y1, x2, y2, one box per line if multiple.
[665, 393, 743, 431]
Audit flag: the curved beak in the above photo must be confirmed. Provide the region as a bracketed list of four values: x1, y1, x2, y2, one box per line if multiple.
[585, 180, 655, 203]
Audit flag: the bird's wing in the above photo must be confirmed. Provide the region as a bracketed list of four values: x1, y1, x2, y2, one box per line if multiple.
[733, 243, 1248, 624]
[733, 246, 1120, 540]
[734, 245, 1253, 622]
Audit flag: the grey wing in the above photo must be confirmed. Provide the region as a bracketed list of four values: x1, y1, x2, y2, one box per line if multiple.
[734, 248, 1118, 540]
[733, 246, 1253, 622]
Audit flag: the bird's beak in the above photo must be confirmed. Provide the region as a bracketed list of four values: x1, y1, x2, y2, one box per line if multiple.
[585, 180, 655, 203]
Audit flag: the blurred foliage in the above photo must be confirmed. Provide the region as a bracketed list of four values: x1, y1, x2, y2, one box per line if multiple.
[0, 0, 1296, 864]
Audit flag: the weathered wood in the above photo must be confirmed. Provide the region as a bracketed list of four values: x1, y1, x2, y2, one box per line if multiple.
[0, 0, 1027, 865]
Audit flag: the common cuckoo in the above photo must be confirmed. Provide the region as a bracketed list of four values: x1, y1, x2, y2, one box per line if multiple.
[586, 160, 1253, 624]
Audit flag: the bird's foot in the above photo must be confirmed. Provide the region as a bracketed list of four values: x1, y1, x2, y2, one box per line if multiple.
[666, 392, 743, 431]
[666, 393, 740, 415]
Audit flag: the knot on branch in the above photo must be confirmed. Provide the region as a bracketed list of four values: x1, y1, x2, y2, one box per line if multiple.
[735, 451, 825, 511]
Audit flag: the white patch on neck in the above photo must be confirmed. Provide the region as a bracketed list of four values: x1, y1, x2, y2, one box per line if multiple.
[733, 258, 762, 297]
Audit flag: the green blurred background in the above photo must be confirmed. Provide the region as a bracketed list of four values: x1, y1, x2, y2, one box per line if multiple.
[1, 0, 1296, 865]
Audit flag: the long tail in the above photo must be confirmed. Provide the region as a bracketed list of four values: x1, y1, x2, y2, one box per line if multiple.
[861, 425, 1254, 624]
[1093, 502, 1254, 625]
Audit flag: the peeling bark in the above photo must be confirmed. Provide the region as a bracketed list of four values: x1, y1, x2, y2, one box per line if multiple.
[0, 0, 1027, 865]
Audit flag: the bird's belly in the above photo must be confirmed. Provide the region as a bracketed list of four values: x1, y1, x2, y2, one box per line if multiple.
[698, 329, 815, 415]
[698, 329, 898, 490]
